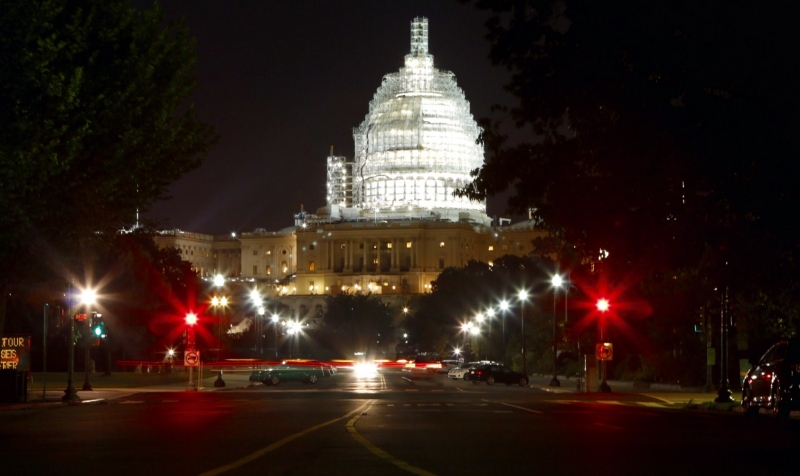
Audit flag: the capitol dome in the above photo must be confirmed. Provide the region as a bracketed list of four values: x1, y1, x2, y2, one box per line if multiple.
[326, 17, 488, 224]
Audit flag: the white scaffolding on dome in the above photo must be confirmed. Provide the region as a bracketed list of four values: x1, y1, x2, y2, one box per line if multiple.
[321, 17, 489, 226]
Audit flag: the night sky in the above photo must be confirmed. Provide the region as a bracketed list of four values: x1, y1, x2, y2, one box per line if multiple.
[144, 1, 515, 236]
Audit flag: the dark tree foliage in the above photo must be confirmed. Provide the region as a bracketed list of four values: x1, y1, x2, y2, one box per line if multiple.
[0, 0, 216, 334]
[5, 229, 198, 365]
[459, 0, 800, 347]
[321, 293, 395, 359]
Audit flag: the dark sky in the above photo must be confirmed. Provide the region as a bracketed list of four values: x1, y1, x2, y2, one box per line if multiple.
[146, 1, 515, 236]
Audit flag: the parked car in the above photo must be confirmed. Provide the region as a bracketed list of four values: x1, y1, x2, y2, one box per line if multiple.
[250, 365, 322, 386]
[742, 339, 800, 417]
[439, 360, 461, 374]
[467, 364, 528, 386]
[448, 361, 494, 380]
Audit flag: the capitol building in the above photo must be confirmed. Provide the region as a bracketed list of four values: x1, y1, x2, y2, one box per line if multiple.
[154, 18, 545, 322]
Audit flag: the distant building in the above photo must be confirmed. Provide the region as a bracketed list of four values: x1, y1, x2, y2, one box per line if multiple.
[154, 18, 546, 321]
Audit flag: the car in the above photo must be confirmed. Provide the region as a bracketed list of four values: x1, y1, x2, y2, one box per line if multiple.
[742, 338, 800, 417]
[448, 361, 494, 380]
[403, 352, 442, 375]
[439, 360, 461, 374]
[251, 365, 323, 386]
[467, 364, 529, 387]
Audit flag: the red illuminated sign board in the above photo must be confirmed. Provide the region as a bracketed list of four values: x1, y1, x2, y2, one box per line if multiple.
[1, 335, 31, 371]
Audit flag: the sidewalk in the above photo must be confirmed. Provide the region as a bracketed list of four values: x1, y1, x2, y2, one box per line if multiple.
[527, 374, 732, 406]
[0, 369, 255, 410]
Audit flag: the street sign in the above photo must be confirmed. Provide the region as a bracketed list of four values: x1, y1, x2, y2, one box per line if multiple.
[596, 343, 613, 361]
[184, 350, 200, 367]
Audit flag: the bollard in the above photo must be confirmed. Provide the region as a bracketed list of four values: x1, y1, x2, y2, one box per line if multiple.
[214, 370, 226, 387]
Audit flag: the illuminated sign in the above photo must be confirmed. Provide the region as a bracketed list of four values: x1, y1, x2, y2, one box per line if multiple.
[1, 335, 31, 370]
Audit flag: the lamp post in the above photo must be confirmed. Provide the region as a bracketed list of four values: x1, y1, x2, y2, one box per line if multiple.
[63, 285, 95, 402]
[596, 298, 611, 392]
[485, 308, 495, 362]
[43, 303, 48, 401]
[519, 290, 529, 377]
[499, 300, 509, 366]
[81, 289, 97, 391]
[550, 276, 563, 387]
[715, 286, 734, 403]
[250, 288, 263, 357]
[287, 320, 302, 358]
[211, 295, 228, 361]
[271, 314, 280, 358]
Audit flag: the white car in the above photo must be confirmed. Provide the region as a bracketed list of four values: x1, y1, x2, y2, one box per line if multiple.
[448, 362, 492, 380]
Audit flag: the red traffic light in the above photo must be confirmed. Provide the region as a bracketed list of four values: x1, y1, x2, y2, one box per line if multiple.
[185, 313, 198, 326]
[596, 299, 610, 312]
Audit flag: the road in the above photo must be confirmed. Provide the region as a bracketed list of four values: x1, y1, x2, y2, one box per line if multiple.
[2, 368, 800, 475]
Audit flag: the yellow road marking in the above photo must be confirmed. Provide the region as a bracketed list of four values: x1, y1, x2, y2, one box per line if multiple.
[199, 400, 373, 476]
[346, 403, 438, 476]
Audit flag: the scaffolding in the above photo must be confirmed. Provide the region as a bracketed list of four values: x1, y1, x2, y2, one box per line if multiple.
[326, 146, 354, 208]
[348, 17, 487, 219]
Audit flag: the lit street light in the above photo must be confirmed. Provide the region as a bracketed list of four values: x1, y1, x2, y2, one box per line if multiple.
[211, 295, 229, 361]
[499, 300, 509, 366]
[550, 275, 563, 387]
[271, 314, 280, 358]
[519, 290, 529, 377]
[63, 285, 96, 402]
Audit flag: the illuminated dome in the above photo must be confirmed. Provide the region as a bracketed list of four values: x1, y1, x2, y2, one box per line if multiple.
[344, 17, 487, 223]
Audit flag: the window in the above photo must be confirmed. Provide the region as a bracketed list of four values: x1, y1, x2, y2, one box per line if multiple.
[266, 250, 271, 255]
[340, 244, 346, 249]
[439, 242, 445, 248]
[439, 258, 444, 269]
[252, 265, 257, 275]
[281, 261, 288, 273]
[266, 265, 272, 275]
[310, 244, 315, 250]
[502, 245, 508, 251]
[387, 243, 393, 249]
[406, 242, 412, 248]
[253, 250, 258, 256]
[282, 249, 287, 255]
[488, 245, 494, 251]
[309, 261, 315, 271]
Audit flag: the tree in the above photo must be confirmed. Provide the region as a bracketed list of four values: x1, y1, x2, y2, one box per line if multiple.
[459, 0, 800, 345]
[322, 293, 395, 359]
[0, 0, 216, 334]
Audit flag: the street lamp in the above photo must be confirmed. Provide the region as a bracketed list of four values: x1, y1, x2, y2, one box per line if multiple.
[287, 320, 302, 358]
[499, 300, 509, 366]
[211, 295, 229, 361]
[271, 314, 280, 358]
[63, 285, 96, 402]
[596, 298, 611, 392]
[518, 290, 529, 377]
[80, 289, 98, 392]
[550, 275, 563, 387]
[485, 308, 495, 363]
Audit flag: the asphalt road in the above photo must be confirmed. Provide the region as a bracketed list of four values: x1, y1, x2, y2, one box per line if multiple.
[3, 369, 800, 475]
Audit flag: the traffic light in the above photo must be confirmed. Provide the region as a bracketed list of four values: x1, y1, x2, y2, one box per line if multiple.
[90, 313, 106, 338]
[185, 312, 198, 326]
[596, 298, 610, 312]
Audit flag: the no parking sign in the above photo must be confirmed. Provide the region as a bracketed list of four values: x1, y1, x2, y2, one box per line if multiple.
[595, 343, 613, 361]
[184, 350, 200, 367]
